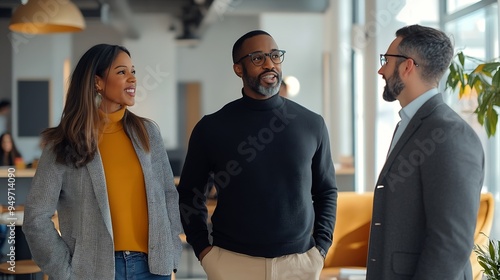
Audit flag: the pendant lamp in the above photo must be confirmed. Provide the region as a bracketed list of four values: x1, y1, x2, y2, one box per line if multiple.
[9, 0, 86, 34]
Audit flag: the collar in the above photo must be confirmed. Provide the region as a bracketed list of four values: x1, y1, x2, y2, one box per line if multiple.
[240, 89, 284, 111]
[399, 88, 438, 122]
[99, 106, 126, 133]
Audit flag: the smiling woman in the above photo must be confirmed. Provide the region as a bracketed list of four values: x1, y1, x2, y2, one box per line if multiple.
[21, 44, 183, 280]
[96, 51, 137, 113]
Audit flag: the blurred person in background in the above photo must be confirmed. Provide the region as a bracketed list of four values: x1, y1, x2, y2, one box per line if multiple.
[0, 132, 23, 167]
[0, 99, 11, 134]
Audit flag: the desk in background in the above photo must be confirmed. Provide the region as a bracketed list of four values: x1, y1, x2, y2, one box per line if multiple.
[335, 166, 355, 192]
[0, 168, 36, 207]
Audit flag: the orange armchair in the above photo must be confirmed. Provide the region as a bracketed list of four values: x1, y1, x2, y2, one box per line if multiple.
[321, 192, 373, 278]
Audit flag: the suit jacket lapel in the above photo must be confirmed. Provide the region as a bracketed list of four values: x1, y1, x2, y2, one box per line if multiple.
[131, 136, 150, 197]
[377, 94, 444, 185]
[86, 151, 114, 237]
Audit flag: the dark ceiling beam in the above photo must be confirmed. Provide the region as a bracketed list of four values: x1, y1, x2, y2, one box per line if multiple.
[105, 0, 141, 39]
[0, 8, 11, 18]
[0, 6, 105, 19]
[196, 0, 230, 37]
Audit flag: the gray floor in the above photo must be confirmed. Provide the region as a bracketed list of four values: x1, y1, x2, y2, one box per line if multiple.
[175, 244, 207, 280]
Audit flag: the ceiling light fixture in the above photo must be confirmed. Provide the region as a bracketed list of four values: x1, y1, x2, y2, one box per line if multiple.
[9, 0, 86, 34]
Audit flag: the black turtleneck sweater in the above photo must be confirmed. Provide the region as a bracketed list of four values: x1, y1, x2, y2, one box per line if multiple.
[178, 92, 337, 259]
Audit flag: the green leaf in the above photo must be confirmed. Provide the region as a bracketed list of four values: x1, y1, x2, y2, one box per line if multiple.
[490, 240, 497, 262]
[482, 62, 500, 73]
[492, 69, 500, 88]
[485, 108, 498, 137]
[446, 51, 500, 136]
[458, 51, 465, 66]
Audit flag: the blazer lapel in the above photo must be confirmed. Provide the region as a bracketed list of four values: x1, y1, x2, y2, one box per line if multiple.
[86, 152, 114, 237]
[377, 120, 422, 185]
[130, 134, 153, 203]
[377, 94, 444, 185]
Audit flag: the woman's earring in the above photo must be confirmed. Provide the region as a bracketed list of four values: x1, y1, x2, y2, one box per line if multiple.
[95, 92, 102, 108]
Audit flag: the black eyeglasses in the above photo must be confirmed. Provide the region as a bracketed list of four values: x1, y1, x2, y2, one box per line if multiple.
[235, 50, 286, 66]
[380, 54, 419, 67]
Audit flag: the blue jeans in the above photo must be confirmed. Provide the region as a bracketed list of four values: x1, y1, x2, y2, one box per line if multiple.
[115, 251, 171, 280]
[0, 224, 6, 250]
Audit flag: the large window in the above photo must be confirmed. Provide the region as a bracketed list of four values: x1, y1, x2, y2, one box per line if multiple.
[444, 0, 500, 238]
[447, 0, 482, 13]
[445, 2, 498, 59]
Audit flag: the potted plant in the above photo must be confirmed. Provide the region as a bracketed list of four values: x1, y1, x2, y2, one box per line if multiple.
[445, 51, 500, 137]
[474, 234, 500, 279]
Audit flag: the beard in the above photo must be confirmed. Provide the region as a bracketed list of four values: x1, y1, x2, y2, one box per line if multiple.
[382, 67, 405, 102]
[242, 66, 282, 97]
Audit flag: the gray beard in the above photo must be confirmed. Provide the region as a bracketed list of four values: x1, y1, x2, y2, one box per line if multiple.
[256, 84, 279, 97]
[242, 67, 281, 97]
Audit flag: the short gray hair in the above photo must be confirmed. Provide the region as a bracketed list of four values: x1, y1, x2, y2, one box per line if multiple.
[396, 25, 454, 84]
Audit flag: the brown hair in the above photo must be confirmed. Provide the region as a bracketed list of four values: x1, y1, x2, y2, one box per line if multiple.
[42, 44, 150, 168]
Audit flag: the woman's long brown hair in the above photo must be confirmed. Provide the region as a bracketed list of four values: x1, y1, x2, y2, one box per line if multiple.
[42, 44, 150, 168]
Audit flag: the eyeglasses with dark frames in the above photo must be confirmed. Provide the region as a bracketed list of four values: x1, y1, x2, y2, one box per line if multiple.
[380, 54, 419, 67]
[236, 50, 286, 66]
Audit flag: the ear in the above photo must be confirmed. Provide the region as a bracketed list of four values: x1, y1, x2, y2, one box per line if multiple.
[233, 63, 243, 78]
[95, 75, 103, 92]
[400, 59, 416, 78]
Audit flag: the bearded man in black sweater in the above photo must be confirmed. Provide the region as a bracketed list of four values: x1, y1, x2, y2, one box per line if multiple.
[177, 30, 337, 280]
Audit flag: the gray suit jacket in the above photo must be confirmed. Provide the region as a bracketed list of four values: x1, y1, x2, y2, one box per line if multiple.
[23, 121, 183, 280]
[366, 94, 484, 280]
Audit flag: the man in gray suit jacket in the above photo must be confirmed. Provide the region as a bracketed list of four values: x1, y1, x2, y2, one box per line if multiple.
[366, 25, 485, 279]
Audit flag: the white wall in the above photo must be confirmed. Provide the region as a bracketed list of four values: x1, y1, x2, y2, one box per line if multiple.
[12, 34, 71, 163]
[356, 0, 407, 191]
[72, 19, 123, 65]
[177, 15, 260, 115]
[323, 0, 353, 163]
[125, 14, 178, 149]
[261, 13, 324, 114]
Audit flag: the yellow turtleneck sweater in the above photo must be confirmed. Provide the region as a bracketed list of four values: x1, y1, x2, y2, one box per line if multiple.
[98, 107, 149, 253]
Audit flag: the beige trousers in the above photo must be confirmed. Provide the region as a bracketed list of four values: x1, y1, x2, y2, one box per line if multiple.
[200, 246, 324, 280]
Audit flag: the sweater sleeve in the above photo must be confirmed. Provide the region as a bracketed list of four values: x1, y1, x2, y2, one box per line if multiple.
[311, 118, 338, 255]
[22, 145, 72, 280]
[177, 118, 212, 259]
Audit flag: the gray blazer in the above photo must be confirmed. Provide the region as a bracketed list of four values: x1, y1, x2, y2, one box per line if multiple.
[366, 94, 484, 280]
[23, 121, 183, 280]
